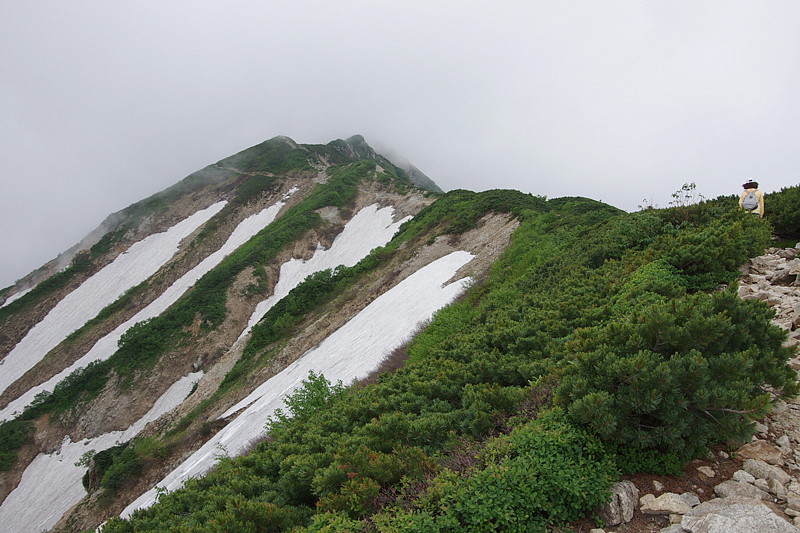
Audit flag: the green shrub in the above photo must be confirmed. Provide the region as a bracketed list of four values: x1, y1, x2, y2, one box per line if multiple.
[0, 419, 34, 471]
[267, 371, 346, 436]
[374, 408, 617, 532]
[78, 189, 799, 531]
[611, 259, 686, 313]
[661, 213, 770, 289]
[559, 287, 799, 460]
[766, 185, 800, 238]
[100, 445, 142, 492]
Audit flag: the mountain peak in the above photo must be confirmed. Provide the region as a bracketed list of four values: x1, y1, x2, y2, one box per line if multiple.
[331, 135, 443, 192]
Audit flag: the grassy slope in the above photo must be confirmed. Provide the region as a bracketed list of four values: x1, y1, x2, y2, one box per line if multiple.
[101, 191, 799, 532]
[0, 137, 422, 474]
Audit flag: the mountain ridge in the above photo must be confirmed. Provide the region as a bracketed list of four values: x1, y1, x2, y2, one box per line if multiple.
[0, 136, 511, 531]
[0, 136, 798, 532]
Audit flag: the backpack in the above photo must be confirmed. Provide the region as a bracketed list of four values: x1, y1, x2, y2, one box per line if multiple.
[742, 190, 758, 211]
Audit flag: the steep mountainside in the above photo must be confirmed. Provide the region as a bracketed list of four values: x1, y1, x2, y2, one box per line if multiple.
[0, 137, 798, 532]
[0, 136, 520, 531]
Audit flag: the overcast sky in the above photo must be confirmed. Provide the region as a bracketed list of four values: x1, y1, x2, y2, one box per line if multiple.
[2, 1, 799, 288]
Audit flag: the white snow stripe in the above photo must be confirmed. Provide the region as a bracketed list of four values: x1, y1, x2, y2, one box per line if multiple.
[0, 286, 34, 308]
[0, 202, 226, 397]
[1, 190, 297, 421]
[121, 251, 474, 518]
[0, 371, 202, 533]
[241, 204, 410, 338]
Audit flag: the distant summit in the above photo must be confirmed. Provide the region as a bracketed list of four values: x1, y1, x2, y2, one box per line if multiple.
[336, 135, 443, 193]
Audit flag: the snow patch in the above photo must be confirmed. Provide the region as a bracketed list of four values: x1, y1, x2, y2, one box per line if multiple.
[0, 202, 226, 397]
[0, 371, 202, 533]
[241, 203, 410, 338]
[121, 251, 474, 518]
[1, 191, 296, 421]
[0, 286, 34, 308]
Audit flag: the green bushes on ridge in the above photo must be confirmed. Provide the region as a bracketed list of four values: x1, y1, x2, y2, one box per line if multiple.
[0, 419, 33, 471]
[559, 287, 798, 461]
[766, 184, 800, 238]
[0, 174, 788, 532]
[368, 408, 617, 533]
[102, 194, 798, 532]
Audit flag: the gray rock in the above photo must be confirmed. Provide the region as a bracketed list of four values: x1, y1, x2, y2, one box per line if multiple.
[681, 496, 798, 533]
[769, 477, 789, 500]
[787, 493, 800, 511]
[771, 269, 798, 286]
[732, 470, 756, 484]
[598, 480, 639, 526]
[680, 492, 701, 508]
[737, 440, 784, 465]
[660, 525, 687, 533]
[641, 492, 695, 515]
[713, 480, 769, 500]
[743, 458, 791, 485]
[754, 478, 770, 493]
[697, 466, 716, 478]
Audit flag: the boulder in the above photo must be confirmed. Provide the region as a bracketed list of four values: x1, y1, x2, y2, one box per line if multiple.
[769, 477, 789, 500]
[681, 496, 798, 533]
[754, 478, 771, 493]
[598, 480, 639, 526]
[787, 494, 800, 512]
[732, 470, 756, 484]
[737, 440, 783, 465]
[681, 492, 701, 508]
[770, 269, 798, 286]
[742, 458, 791, 485]
[698, 466, 716, 478]
[713, 480, 769, 500]
[641, 492, 696, 515]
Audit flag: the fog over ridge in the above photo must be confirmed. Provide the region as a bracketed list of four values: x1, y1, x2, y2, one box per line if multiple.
[2, 1, 799, 287]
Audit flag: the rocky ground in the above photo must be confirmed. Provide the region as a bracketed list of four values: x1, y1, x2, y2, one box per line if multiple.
[574, 243, 800, 533]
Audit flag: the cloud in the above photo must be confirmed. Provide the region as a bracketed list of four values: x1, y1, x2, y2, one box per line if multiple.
[1, 1, 799, 286]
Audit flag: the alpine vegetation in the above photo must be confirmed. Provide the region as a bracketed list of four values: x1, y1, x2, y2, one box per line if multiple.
[0, 135, 798, 533]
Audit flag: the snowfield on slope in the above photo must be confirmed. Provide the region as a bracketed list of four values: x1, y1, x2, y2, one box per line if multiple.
[121, 250, 474, 518]
[0, 202, 226, 397]
[241, 203, 411, 337]
[0, 371, 202, 533]
[0, 191, 296, 421]
[0, 286, 33, 308]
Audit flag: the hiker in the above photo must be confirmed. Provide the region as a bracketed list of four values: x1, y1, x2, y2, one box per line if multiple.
[739, 180, 764, 218]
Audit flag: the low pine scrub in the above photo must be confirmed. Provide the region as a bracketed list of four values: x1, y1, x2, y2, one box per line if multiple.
[101, 193, 798, 532]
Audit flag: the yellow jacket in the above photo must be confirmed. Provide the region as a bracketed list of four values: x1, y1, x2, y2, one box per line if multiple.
[739, 189, 764, 218]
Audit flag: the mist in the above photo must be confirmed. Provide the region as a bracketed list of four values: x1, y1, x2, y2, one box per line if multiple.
[2, 1, 799, 287]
